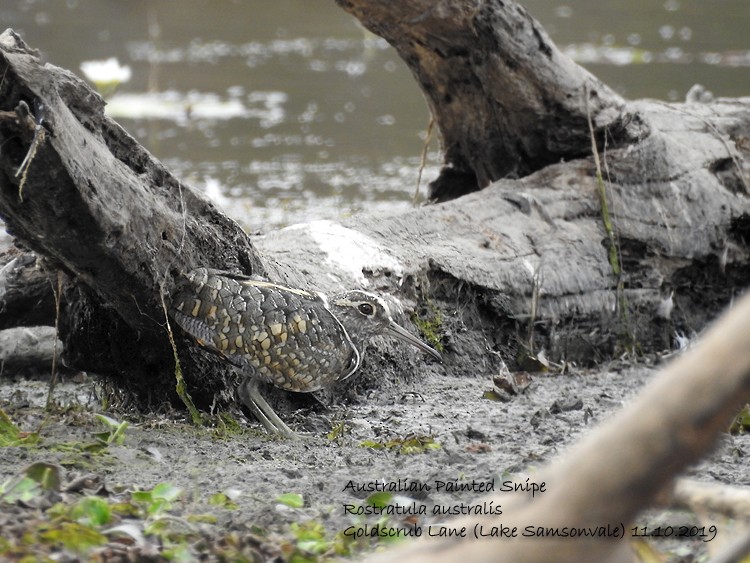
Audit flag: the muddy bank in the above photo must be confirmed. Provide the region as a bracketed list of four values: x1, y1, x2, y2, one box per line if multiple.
[1, 356, 748, 560]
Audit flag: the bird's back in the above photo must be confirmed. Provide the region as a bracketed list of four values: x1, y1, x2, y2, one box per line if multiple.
[171, 268, 358, 392]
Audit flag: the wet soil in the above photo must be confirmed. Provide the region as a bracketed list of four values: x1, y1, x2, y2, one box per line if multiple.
[1, 354, 748, 560]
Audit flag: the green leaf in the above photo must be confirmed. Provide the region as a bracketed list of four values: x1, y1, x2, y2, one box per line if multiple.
[296, 538, 329, 554]
[1, 476, 41, 503]
[360, 435, 440, 454]
[327, 421, 346, 440]
[0, 408, 21, 444]
[109, 421, 128, 445]
[146, 497, 170, 516]
[41, 521, 107, 552]
[82, 441, 109, 453]
[276, 492, 304, 508]
[94, 414, 128, 445]
[359, 440, 383, 449]
[131, 483, 183, 517]
[290, 520, 326, 542]
[110, 501, 141, 517]
[730, 404, 750, 434]
[144, 517, 176, 537]
[1, 462, 61, 503]
[397, 436, 441, 455]
[71, 496, 112, 527]
[208, 492, 238, 510]
[131, 490, 153, 503]
[94, 414, 122, 429]
[152, 482, 183, 502]
[0, 408, 40, 447]
[25, 462, 61, 492]
[162, 543, 195, 562]
[187, 513, 218, 524]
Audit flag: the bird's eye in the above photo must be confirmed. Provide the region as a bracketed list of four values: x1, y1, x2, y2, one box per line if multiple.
[358, 303, 374, 316]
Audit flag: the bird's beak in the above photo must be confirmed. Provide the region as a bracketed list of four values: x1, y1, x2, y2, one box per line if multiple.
[386, 321, 443, 362]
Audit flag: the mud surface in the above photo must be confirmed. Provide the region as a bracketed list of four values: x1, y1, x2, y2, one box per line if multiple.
[1, 355, 748, 560]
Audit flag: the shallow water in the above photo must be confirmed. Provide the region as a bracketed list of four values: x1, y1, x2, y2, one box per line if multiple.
[4, 0, 749, 231]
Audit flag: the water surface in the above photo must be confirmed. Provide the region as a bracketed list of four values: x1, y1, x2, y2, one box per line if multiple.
[4, 0, 748, 231]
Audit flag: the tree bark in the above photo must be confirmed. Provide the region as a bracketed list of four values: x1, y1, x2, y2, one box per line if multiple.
[0, 30, 264, 407]
[325, 0, 750, 363]
[335, 0, 635, 201]
[0, 249, 56, 328]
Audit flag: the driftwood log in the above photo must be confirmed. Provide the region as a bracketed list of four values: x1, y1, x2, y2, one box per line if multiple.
[0, 29, 267, 404]
[0, 0, 749, 409]
[336, 0, 634, 201]
[0, 326, 60, 374]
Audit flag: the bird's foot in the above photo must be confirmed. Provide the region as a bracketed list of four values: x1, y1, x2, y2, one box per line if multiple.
[237, 377, 298, 440]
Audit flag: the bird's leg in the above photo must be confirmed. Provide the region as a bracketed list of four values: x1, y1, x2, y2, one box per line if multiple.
[237, 376, 298, 439]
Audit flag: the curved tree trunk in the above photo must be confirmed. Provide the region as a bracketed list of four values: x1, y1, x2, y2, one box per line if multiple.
[335, 0, 636, 201]
[0, 30, 264, 406]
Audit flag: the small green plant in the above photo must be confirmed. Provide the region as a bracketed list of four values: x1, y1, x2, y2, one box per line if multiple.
[327, 421, 346, 440]
[209, 491, 240, 510]
[273, 490, 413, 561]
[284, 518, 373, 561]
[585, 87, 636, 354]
[411, 300, 445, 353]
[67, 496, 113, 527]
[730, 404, 750, 434]
[289, 520, 332, 557]
[0, 462, 60, 503]
[0, 471, 258, 561]
[213, 411, 244, 439]
[47, 414, 129, 458]
[276, 492, 305, 509]
[0, 407, 41, 447]
[131, 482, 184, 517]
[161, 291, 203, 426]
[93, 414, 128, 446]
[40, 521, 109, 553]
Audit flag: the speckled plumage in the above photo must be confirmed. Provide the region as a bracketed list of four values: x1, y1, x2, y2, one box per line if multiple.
[171, 269, 360, 392]
[170, 267, 442, 435]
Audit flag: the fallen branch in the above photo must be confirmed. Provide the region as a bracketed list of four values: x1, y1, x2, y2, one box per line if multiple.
[0, 326, 61, 374]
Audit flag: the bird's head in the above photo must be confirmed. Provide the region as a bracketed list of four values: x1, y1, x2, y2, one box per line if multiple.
[329, 290, 442, 362]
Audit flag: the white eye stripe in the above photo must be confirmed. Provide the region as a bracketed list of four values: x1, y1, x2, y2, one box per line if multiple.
[334, 299, 377, 311]
[332, 292, 392, 318]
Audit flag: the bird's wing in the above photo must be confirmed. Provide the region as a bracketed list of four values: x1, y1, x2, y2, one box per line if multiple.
[171, 269, 358, 391]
